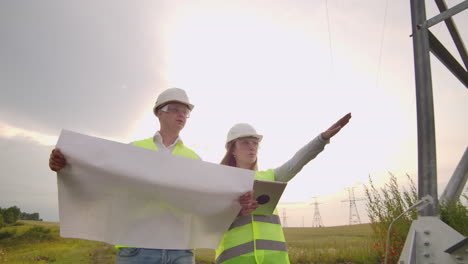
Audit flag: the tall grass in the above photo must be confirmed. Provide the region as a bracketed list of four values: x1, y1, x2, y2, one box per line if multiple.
[364, 172, 468, 264]
[364, 173, 418, 264]
[440, 194, 468, 236]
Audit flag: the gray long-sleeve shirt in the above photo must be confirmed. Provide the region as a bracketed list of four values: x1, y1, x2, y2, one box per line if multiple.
[274, 134, 329, 182]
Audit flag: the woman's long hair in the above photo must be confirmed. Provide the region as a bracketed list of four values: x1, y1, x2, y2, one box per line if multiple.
[221, 140, 258, 171]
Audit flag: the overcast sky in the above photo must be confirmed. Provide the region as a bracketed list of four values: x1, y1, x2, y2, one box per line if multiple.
[1, 0, 467, 227]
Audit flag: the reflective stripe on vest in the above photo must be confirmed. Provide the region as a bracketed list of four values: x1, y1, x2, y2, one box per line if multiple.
[228, 215, 281, 230]
[115, 137, 199, 249]
[215, 169, 290, 264]
[216, 240, 287, 264]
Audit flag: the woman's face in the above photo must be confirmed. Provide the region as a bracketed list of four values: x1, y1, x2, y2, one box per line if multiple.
[233, 137, 259, 167]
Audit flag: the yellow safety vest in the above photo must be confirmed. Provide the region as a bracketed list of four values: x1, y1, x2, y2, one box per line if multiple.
[215, 169, 290, 264]
[115, 137, 199, 249]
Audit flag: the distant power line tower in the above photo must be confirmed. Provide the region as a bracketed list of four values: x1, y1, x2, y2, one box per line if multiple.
[311, 197, 324, 227]
[281, 208, 288, 227]
[341, 187, 365, 225]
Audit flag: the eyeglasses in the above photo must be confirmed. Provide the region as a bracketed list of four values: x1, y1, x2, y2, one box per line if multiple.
[160, 104, 191, 118]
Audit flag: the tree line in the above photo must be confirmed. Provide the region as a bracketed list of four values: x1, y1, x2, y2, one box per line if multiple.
[0, 206, 42, 227]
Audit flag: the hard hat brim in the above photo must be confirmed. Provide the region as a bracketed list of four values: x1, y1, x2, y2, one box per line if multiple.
[225, 133, 263, 149]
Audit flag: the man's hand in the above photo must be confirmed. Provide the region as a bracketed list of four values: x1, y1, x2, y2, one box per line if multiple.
[49, 148, 67, 172]
[238, 191, 259, 216]
[321, 113, 352, 140]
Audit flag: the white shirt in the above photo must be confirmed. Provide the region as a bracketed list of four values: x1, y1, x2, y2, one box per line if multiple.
[152, 131, 202, 160]
[152, 131, 182, 153]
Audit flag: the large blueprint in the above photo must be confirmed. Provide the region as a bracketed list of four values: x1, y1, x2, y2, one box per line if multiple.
[56, 130, 254, 249]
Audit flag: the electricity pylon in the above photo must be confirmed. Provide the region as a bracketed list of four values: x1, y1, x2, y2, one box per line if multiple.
[281, 208, 288, 227]
[311, 196, 324, 227]
[341, 187, 365, 225]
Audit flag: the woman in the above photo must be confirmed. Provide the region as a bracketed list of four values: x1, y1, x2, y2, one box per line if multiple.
[216, 113, 352, 264]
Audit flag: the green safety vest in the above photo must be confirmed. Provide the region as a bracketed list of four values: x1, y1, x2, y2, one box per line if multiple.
[215, 169, 290, 264]
[115, 137, 199, 249]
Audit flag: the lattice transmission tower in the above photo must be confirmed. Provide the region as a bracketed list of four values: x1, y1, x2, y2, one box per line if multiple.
[281, 208, 288, 227]
[311, 197, 324, 227]
[341, 187, 365, 225]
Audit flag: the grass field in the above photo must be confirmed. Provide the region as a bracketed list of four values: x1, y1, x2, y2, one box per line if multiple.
[0, 221, 377, 264]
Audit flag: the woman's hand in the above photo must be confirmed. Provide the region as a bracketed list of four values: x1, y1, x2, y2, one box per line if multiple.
[49, 148, 67, 172]
[321, 113, 352, 140]
[238, 191, 259, 216]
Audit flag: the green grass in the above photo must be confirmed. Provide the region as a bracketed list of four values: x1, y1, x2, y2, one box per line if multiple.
[284, 225, 377, 264]
[1, 221, 377, 264]
[0, 221, 115, 264]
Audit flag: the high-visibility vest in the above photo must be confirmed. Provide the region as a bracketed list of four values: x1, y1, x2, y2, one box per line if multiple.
[215, 169, 290, 264]
[132, 137, 199, 160]
[115, 137, 199, 249]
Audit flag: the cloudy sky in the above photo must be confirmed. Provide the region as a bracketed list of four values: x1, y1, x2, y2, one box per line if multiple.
[1, 0, 467, 227]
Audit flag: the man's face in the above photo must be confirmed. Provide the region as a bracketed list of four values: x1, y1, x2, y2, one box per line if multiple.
[157, 102, 190, 132]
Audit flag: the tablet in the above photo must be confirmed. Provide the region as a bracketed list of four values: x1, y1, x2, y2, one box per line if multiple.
[252, 180, 287, 215]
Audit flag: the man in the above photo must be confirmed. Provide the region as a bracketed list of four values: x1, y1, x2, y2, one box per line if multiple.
[49, 88, 258, 264]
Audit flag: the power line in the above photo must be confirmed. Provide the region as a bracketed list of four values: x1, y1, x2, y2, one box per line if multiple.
[325, 0, 334, 74]
[375, 0, 390, 90]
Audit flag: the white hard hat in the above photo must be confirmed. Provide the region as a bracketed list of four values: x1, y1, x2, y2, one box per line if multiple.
[226, 123, 263, 148]
[153, 88, 194, 115]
